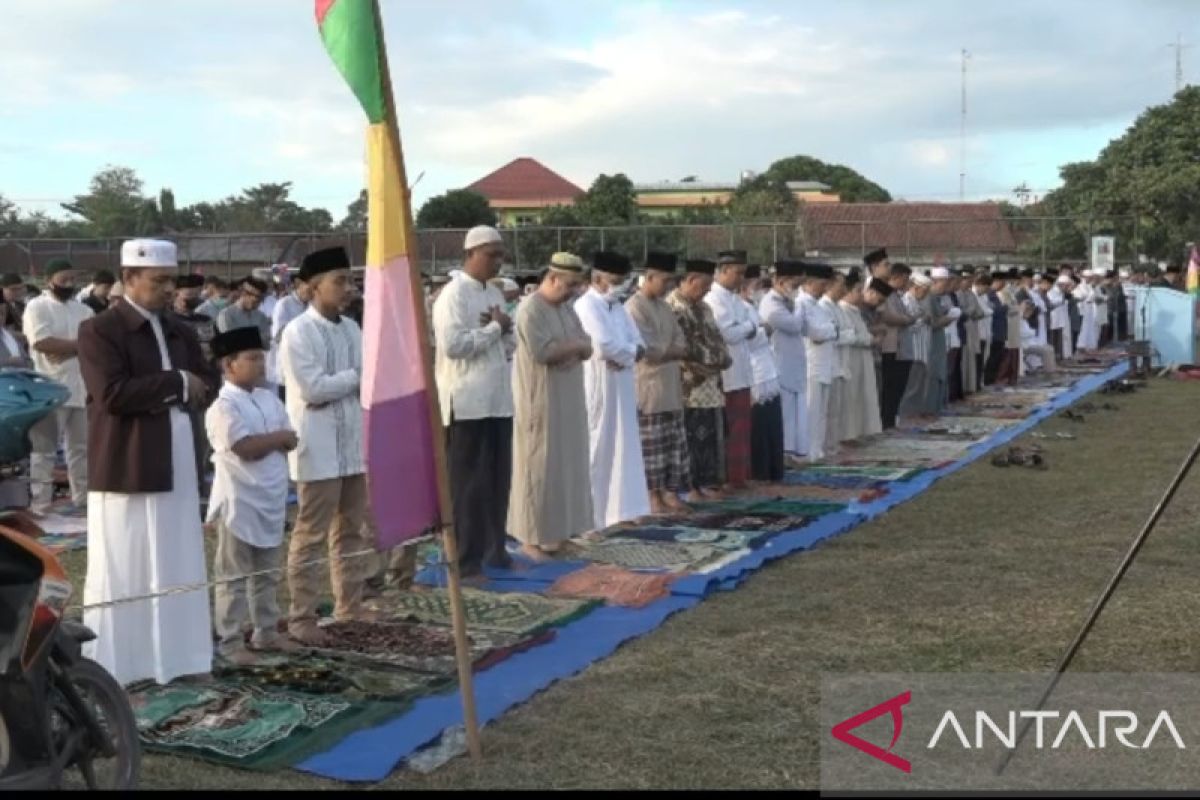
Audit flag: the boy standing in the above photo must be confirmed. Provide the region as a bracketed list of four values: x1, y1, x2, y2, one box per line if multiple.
[206, 326, 300, 664]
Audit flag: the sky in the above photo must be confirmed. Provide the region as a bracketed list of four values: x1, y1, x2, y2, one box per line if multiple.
[2, 0, 1197, 221]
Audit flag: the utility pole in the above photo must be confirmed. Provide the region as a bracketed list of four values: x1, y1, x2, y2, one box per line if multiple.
[960, 48, 970, 201]
[1168, 33, 1190, 94]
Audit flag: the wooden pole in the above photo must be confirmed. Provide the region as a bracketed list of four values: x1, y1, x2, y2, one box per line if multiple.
[370, 0, 482, 761]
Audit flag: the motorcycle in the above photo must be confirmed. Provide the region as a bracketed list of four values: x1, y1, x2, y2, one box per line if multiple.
[0, 368, 140, 789]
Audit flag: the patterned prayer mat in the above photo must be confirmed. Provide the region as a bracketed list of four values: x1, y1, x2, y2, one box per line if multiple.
[781, 471, 889, 490]
[310, 620, 557, 676]
[689, 498, 846, 517]
[388, 588, 600, 637]
[563, 538, 726, 572]
[600, 525, 774, 551]
[746, 483, 867, 502]
[215, 652, 451, 702]
[129, 681, 405, 771]
[546, 564, 677, 608]
[803, 464, 925, 481]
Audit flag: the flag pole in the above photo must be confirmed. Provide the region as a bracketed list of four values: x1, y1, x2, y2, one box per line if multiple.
[369, 0, 482, 761]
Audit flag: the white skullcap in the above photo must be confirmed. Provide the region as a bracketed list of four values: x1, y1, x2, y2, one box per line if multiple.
[1056, 274, 1072, 285]
[464, 225, 502, 250]
[911, 273, 932, 287]
[549, 252, 585, 272]
[930, 267, 951, 280]
[501, 278, 519, 292]
[121, 238, 177, 268]
[1081, 269, 1095, 277]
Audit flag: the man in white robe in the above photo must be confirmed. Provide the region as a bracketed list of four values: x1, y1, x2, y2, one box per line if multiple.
[798, 263, 837, 462]
[78, 239, 216, 686]
[575, 251, 650, 529]
[820, 271, 853, 455]
[760, 260, 808, 457]
[1049, 273, 1072, 360]
[706, 250, 757, 490]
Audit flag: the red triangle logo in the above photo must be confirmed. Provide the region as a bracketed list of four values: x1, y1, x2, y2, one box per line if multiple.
[830, 690, 912, 773]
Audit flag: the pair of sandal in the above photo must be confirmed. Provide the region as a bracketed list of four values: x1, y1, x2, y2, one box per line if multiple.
[990, 445, 1047, 470]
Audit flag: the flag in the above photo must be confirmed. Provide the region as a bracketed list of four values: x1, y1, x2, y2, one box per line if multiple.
[1188, 245, 1200, 297]
[316, 0, 439, 547]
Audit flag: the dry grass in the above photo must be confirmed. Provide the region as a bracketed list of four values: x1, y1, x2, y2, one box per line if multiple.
[58, 377, 1200, 789]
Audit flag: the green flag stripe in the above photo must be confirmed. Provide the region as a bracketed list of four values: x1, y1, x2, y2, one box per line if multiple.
[318, 0, 387, 123]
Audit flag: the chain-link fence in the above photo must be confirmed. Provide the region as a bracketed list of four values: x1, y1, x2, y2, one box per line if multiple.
[0, 215, 1143, 281]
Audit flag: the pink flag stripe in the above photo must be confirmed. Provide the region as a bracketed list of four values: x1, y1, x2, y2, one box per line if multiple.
[362, 253, 439, 545]
[362, 255, 426, 404]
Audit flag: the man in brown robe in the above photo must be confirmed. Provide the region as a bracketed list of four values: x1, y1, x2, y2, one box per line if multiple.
[626, 251, 691, 513]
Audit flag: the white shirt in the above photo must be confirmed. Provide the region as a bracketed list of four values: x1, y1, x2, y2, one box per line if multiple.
[268, 292, 308, 385]
[944, 297, 961, 349]
[205, 383, 292, 548]
[820, 295, 853, 381]
[799, 291, 838, 385]
[973, 289, 994, 343]
[744, 298, 780, 402]
[1048, 286, 1068, 331]
[576, 287, 644, 370]
[759, 289, 806, 394]
[904, 292, 930, 364]
[431, 273, 514, 426]
[704, 282, 755, 392]
[279, 306, 364, 482]
[23, 294, 94, 407]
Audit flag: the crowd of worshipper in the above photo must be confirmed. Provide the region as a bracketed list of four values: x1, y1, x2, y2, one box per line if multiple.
[0, 228, 1165, 687]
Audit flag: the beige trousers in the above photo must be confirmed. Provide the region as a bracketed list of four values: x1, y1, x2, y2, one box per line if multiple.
[29, 406, 87, 511]
[287, 474, 369, 626]
[213, 520, 284, 652]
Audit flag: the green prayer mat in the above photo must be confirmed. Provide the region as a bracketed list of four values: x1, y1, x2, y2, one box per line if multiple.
[389, 588, 600, 637]
[689, 499, 846, 517]
[129, 681, 407, 771]
[803, 464, 925, 481]
[215, 652, 452, 701]
[563, 538, 726, 572]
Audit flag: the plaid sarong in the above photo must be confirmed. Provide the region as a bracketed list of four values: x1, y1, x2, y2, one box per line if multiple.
[638, 410, 691, 492]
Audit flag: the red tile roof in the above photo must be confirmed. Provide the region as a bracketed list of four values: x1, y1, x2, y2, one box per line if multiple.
[801, 202, 1017, 252]
[466, 158, 584, 207]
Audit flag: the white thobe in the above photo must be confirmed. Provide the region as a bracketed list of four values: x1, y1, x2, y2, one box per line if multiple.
[799, 291, 837, 462]
[760, 289, 807, 455]
[268, 292, 307, 385]
[575, 288, 650, 529]
[704, 282, 755, 392]
[821, 296, 852, 453]
[1030, 291, 1049, 346]
[83, 303, 212, 686]
[1074, 283, 1097, 351]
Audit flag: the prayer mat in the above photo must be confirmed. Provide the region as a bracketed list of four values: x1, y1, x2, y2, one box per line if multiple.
[563, 538, 725, 573]
[311, 621, 556, 676]
[130, 681, 405, 771]
[781, 471, 888, 490]
[760, 484, 866, 502]
[603, 525, 773, 551]
[689, 498, 845, 517]
[388, 588, 599, 637]
[215, 652, 451, 702]
[546, 564, 677, 608]
[804, 464, 924, 481]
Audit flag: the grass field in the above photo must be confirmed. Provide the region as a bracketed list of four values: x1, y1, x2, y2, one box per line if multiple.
[59, 376, 1200, 790]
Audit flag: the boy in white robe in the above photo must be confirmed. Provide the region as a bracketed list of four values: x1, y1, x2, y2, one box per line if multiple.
[206, 327, 301, 665]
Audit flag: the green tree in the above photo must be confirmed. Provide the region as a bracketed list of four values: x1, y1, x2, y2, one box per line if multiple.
[61, 165, 158, 236]
[1037, 86, 1200, 261]
[340, 189, 368, 231]
[159, 188, 178, 231]
[764, 154, 892, 203]
[574, 173, 638, 226]
[415, 189, 496, 229]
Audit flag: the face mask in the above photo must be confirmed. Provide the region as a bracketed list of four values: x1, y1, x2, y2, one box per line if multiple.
[51, 285, 75, 302]
[209, 297, 229, 311]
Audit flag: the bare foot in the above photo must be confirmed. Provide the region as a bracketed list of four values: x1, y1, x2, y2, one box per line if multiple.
[685, 490, 706, 503]
[520, 544, 554, 562]
[662, 493, 689, 512]
[649, 494, 669, 515]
